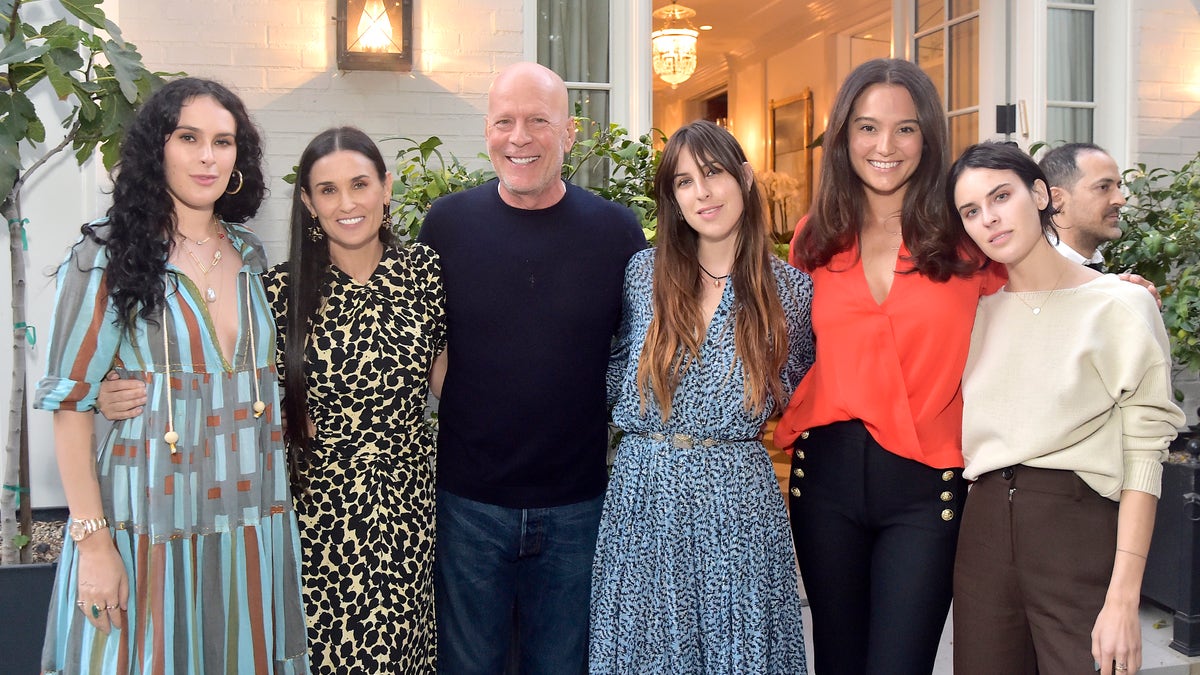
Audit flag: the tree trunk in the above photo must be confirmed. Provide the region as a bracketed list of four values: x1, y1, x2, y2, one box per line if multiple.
[2, 193, 30, 564]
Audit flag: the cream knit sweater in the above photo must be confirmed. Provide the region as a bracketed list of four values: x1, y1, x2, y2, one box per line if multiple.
[962, 274, 1185, 499]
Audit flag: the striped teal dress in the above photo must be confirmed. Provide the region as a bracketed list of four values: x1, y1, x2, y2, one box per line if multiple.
[34, 220, 309, 675]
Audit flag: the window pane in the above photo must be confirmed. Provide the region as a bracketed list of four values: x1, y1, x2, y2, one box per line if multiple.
[915, 33, 945, 104]
[538, 0, 610, 83]
[1047, 8, 1093, 102]
[916, 0, 944, 33]
[949, 112, 978, 161]
[950, 0, 978, 18]
[568, 89, 611, 188]
[948, 19, 978, 111]
[1046, 106, 1094, 144]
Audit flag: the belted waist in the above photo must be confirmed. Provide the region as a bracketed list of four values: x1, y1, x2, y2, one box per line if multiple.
[636, 431, 760, 449]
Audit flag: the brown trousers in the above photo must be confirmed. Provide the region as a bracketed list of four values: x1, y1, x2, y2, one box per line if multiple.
[953, 465, 1119, 674]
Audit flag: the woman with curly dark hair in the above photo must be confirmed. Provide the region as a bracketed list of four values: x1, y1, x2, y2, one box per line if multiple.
[263, 127, 446, 673]
[774, 58, 1004, 674]
[34, 77, 309, 674]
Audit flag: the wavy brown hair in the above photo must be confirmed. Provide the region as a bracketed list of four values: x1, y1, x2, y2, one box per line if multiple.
[637, 120, 788, 421]
[793, 58, 982, 280]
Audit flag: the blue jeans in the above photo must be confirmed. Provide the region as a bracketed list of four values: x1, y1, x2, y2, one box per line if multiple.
[435, 490, 603, 675]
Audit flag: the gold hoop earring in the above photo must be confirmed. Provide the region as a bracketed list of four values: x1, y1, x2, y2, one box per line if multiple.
[225, 169, 244, 196]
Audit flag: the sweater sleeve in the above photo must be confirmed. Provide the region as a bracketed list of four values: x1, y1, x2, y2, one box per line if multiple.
[1108, 292, 1186, 497]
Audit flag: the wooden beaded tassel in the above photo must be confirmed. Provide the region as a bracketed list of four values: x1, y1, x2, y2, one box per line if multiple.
[161, 305, 179, 453]
[245, 273, 266, 418]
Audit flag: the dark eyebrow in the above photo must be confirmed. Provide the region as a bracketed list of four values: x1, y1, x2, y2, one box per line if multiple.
[313, 174, 371, 188]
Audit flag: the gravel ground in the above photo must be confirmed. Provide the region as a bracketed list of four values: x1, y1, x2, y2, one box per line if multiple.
[29, 518, 65, 564]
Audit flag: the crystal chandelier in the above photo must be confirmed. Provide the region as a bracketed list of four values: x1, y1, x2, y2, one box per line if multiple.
[651, 4, 699, 87]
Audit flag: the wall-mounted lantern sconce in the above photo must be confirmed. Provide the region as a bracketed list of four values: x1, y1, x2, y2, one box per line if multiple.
[336, 0, 413, 71]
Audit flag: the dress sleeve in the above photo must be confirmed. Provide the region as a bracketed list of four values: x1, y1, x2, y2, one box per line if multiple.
[262, 265, 289, 384]
[34, 237, 124, 412]
[419, 245, 447, 356]
[606, 264, 637, 408]
[777, 262, 815, 400]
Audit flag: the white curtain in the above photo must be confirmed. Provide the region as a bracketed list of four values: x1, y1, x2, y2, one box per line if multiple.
[1046, 7, 1095, 143]
[538, 0, 611, 187]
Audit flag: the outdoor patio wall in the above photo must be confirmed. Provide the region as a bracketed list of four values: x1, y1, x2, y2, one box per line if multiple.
[1134, 0, 1200, 423]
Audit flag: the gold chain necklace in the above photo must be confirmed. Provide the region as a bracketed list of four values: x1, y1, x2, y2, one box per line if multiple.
[181, 241, 222, 303]
[1012, 265, 1068, 316]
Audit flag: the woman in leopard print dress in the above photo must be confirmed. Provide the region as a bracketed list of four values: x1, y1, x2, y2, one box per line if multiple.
[266, 127, 446, 673]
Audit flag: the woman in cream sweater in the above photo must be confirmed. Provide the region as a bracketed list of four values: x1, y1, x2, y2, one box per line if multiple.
[948, 142, 1184, 675]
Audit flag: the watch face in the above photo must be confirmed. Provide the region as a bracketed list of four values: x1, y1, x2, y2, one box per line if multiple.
[68, 521, 85, 541]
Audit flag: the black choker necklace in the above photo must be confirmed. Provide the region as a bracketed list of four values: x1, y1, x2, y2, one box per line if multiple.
[698, 263, 731, 288]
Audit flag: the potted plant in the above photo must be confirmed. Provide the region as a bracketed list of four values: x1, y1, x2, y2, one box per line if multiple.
[1, 0, 167, 669]
[1106, 153, 1200, 656]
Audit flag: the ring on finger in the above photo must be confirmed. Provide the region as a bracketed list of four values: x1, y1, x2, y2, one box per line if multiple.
[105, 604, 117, 610]
[1115, 663, 1128, 672]
[90, 604, 102, 619]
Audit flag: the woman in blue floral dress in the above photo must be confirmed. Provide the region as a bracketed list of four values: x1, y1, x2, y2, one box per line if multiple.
[590, 120, 813, 674]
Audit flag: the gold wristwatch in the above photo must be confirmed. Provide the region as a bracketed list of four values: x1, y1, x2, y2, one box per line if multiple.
[68, 516, 109, 542]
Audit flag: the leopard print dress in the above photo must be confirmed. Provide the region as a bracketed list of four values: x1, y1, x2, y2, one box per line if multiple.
[265, 244, 446, 674]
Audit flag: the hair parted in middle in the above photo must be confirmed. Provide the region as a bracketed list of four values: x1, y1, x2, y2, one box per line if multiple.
[281, 126, 395, 488]
[638, 119, 789, 421]
[792, 57, 984, 281]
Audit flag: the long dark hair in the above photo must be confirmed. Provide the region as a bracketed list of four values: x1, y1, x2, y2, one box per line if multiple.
[639, 120, 788, 420]
[282, 127, 395, 476]
[82, 77, 266, 332]
[948, 142, 1057, 241]
[793, 58, 980, 280]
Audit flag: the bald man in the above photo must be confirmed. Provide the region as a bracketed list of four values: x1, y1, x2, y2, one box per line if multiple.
[418, 62, 646, 674]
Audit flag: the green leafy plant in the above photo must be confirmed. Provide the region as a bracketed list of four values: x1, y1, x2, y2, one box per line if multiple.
[1105, 154, 1200, 383]
[383, 135, 494, 241]
[1, 0, 169, 563]
[565, 117, 665, 242]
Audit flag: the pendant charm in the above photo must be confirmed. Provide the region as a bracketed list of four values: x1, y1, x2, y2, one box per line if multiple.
[1032, 307, 1040, 315]
[205, 287, 217, 303]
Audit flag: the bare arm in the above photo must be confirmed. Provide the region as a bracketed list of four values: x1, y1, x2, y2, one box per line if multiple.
[1091, 489, 1156, 675]
[54, 410, 128, 633]
[429, 349, 448, 400]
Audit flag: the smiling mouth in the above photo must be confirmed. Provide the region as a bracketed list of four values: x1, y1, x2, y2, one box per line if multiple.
[868, 160, 901, 170]
[337, 216, 365, 226]
[509, 156, 539, 165]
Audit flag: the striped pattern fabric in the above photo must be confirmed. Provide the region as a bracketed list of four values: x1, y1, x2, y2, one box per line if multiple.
[34, 221, 309, 675]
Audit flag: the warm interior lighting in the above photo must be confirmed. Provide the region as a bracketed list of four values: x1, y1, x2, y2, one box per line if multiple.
[354, 0, 394, 52]
[652, 4, 699, 87]
[336, 0, 412, 71]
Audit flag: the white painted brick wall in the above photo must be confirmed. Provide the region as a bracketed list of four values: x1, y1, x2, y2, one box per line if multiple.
[115, 0, 526, 261]
[1134, 0, 1200, 425]
[1135, 0, 1200, 173]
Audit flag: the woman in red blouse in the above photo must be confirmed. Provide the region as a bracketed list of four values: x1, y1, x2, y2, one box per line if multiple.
[778, 58, 1002, 674]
